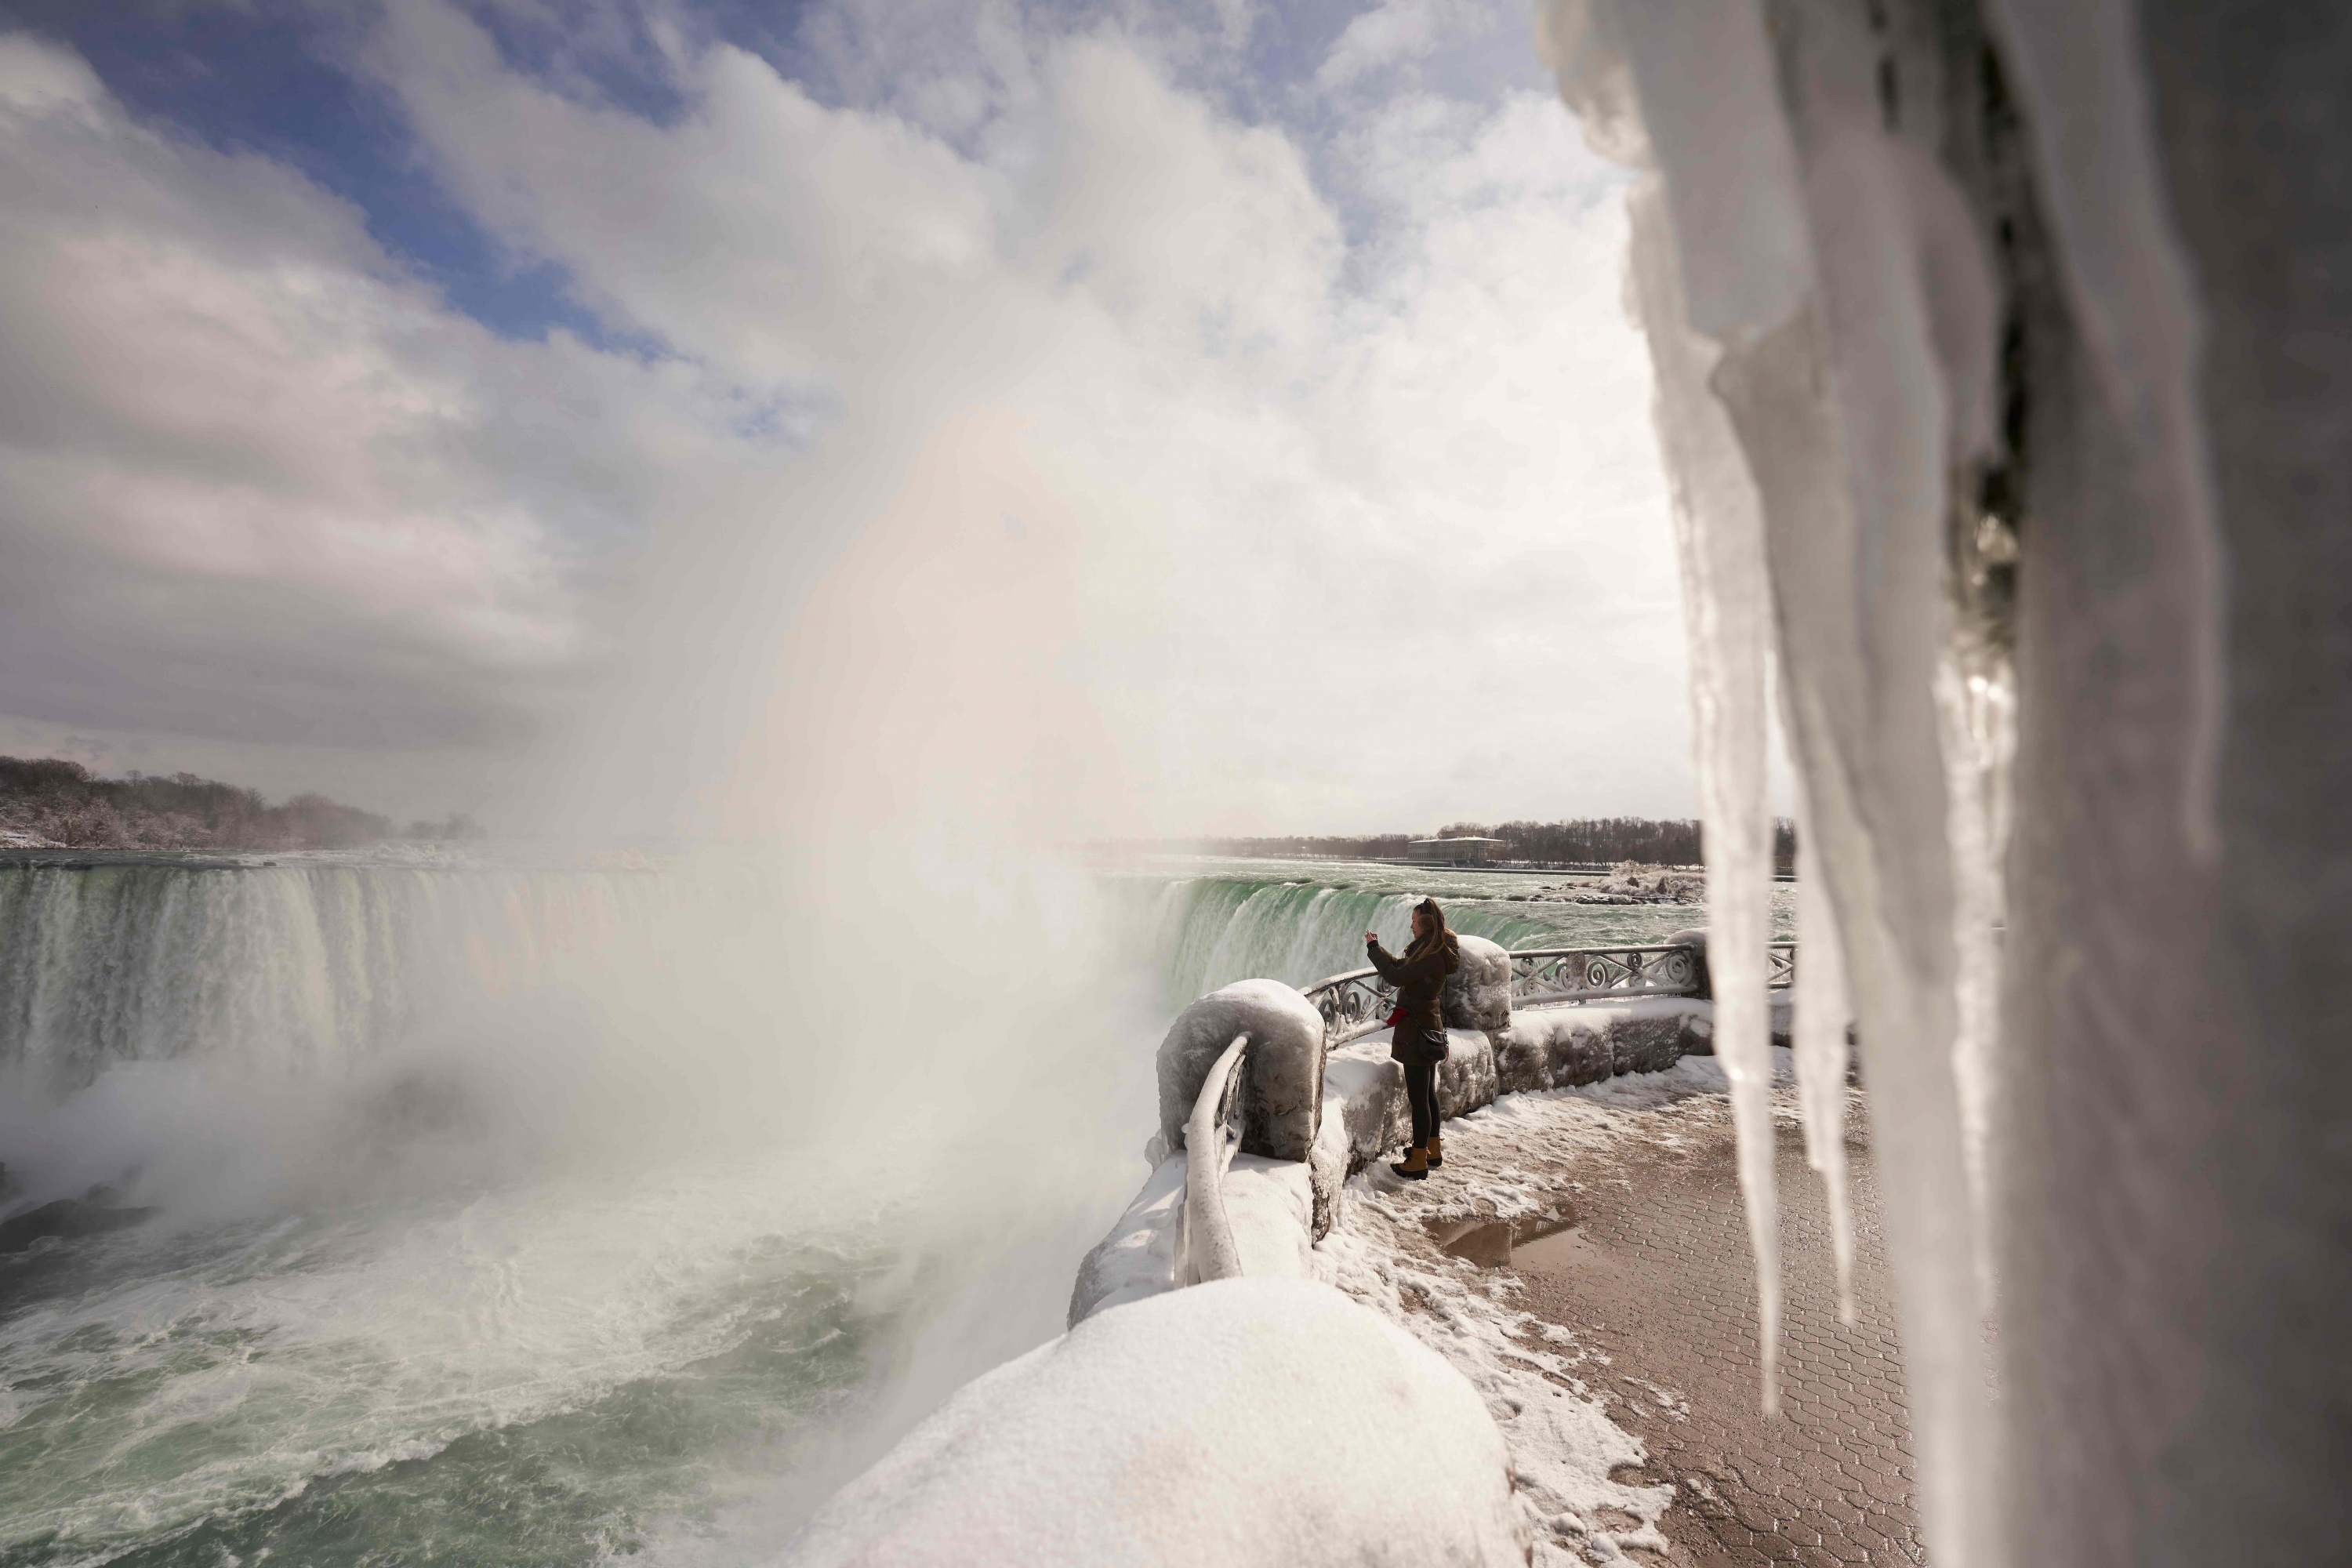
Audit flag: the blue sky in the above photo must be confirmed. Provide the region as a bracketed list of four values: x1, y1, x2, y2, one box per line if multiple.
[4, 1, 1545, 344]
[0, 1, 1682, 836]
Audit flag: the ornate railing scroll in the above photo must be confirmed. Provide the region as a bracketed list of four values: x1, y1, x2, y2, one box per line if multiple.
[1508, 941, 1798, 1006]
[1298, 940, 1798, 1044]
[1509, 944, 1698, 1006]
[1510, 944, 1687, 1004]
[1180, 1033, 1248, 1286]
[1298, 966, 1397, 1047]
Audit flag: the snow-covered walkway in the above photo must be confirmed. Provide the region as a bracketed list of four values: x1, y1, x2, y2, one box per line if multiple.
[1317, 1055, 1922, 1566]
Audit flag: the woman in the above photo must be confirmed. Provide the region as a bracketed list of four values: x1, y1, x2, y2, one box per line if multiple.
[1363, 898, 1460, 1180]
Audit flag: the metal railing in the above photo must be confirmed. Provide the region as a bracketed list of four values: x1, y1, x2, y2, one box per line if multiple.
[1180, 1033, 1248, 1285]
[1298, 941, 1797, 1045]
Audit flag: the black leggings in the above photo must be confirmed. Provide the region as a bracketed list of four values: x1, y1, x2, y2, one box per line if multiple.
[1403, 1059, 1441, 1146]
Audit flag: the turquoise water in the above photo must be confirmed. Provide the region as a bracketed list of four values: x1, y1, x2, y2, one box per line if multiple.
[1133, 855, 1792, 1003]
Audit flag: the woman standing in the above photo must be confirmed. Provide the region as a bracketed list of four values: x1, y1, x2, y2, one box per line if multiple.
[1364, 898, 1460, 1180]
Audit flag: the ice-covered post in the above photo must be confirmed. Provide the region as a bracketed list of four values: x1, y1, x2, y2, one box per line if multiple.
[1439, 934, 1513, 1032]
[1154, 979, 1327, 1165]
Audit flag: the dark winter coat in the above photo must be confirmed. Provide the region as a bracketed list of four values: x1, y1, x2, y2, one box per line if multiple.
[1367, 931, 1459, 1066]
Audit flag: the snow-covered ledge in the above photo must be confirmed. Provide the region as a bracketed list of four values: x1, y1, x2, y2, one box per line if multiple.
[1073, 982, 1333, 1326]
[1071, 961, 1794, 1328]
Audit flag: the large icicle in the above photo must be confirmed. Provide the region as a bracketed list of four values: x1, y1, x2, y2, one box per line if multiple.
[1636, 188, 1783, 1414]
[1788, 767, 1856, 1323]
[1935, 633, 2016, 1310]
[1542, 2, 2009, 1563]
[1549, 0, 1796, 1421]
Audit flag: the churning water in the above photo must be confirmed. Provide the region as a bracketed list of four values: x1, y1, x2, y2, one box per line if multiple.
[0, 851, 1777, 1566]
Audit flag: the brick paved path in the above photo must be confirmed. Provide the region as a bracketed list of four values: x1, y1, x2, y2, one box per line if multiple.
[1504, 1108, 1926, 1566]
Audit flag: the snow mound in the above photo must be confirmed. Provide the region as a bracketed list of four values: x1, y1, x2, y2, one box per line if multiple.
[787, 1276, 1527, 1567]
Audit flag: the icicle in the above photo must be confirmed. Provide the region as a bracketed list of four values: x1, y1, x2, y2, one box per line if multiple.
[1541, 0, 1795, 1423]
[1788, 764, 1856, 1325]
[1935, 630, 2015, 1313]
[1541, 3, 2010, 1560]
[1624, 180, 1782, 1416]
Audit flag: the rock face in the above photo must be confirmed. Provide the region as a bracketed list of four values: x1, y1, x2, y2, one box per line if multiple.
[797, 1278, 1530, 1568]
[1156, 979, 1326, 1163]
[1441, 934, 1513, 1032]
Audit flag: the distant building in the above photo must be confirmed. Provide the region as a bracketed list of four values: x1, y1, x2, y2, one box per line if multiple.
[1406, 836, 1506, 866]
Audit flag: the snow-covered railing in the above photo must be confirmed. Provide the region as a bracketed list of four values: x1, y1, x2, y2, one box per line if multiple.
[1511, 941, 1797, 1005]
[1179, 1033, 1248, 1285]
[1298, 967, 1403, 1045]
[1300, 941, 1796, 1044]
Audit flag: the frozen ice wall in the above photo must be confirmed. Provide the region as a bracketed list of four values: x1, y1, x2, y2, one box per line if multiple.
[1541, 2, 2352, 1565]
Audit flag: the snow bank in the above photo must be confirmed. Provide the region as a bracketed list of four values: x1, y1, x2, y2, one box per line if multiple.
[1156, 980, 1325, 1162]
[791, 1277, 1528, 1567]
[1318, 1055, 1406, 1178]
[1496, 998, 1697, 1088]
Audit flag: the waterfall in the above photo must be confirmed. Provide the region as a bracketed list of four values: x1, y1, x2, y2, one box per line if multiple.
[1140, 866, 1739, 1006]
[0, 859, 678, 1094]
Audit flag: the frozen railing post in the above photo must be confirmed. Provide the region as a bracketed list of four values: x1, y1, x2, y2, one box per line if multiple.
[1152, 980, 1329, 1287]
[1152, 979, 1327, 1163]
[1179, 1033, 1248, 1285]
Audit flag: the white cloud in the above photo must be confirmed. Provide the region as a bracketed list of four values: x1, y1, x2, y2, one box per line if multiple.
[1315, 0, 1490, 93]
[0, 29, 828, 818]
[0, 4, 1692, 837]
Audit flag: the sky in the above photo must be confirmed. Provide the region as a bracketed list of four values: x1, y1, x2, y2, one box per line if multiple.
[0, 0, 1706, 840]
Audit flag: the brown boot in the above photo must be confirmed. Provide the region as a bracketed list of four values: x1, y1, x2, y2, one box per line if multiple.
[1425, 1134, 1443, 1170]
[1392, 1143, 1429, 1181]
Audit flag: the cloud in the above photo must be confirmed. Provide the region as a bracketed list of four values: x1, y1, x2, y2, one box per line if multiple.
[0, 3, 1693, 834]
[1315, 0, 1489, 93]
[0, 31, 791, 775]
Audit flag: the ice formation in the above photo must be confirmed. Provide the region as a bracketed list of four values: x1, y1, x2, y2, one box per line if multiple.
[1788, 777, 1855, 1323]
[1936, 639, 2014, 1309]
[1638, 176, 1784, 1412]
[1537, 2, 2023, 1560]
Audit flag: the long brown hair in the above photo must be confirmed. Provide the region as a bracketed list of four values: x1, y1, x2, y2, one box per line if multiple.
[1405, 897, 1450, 959]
